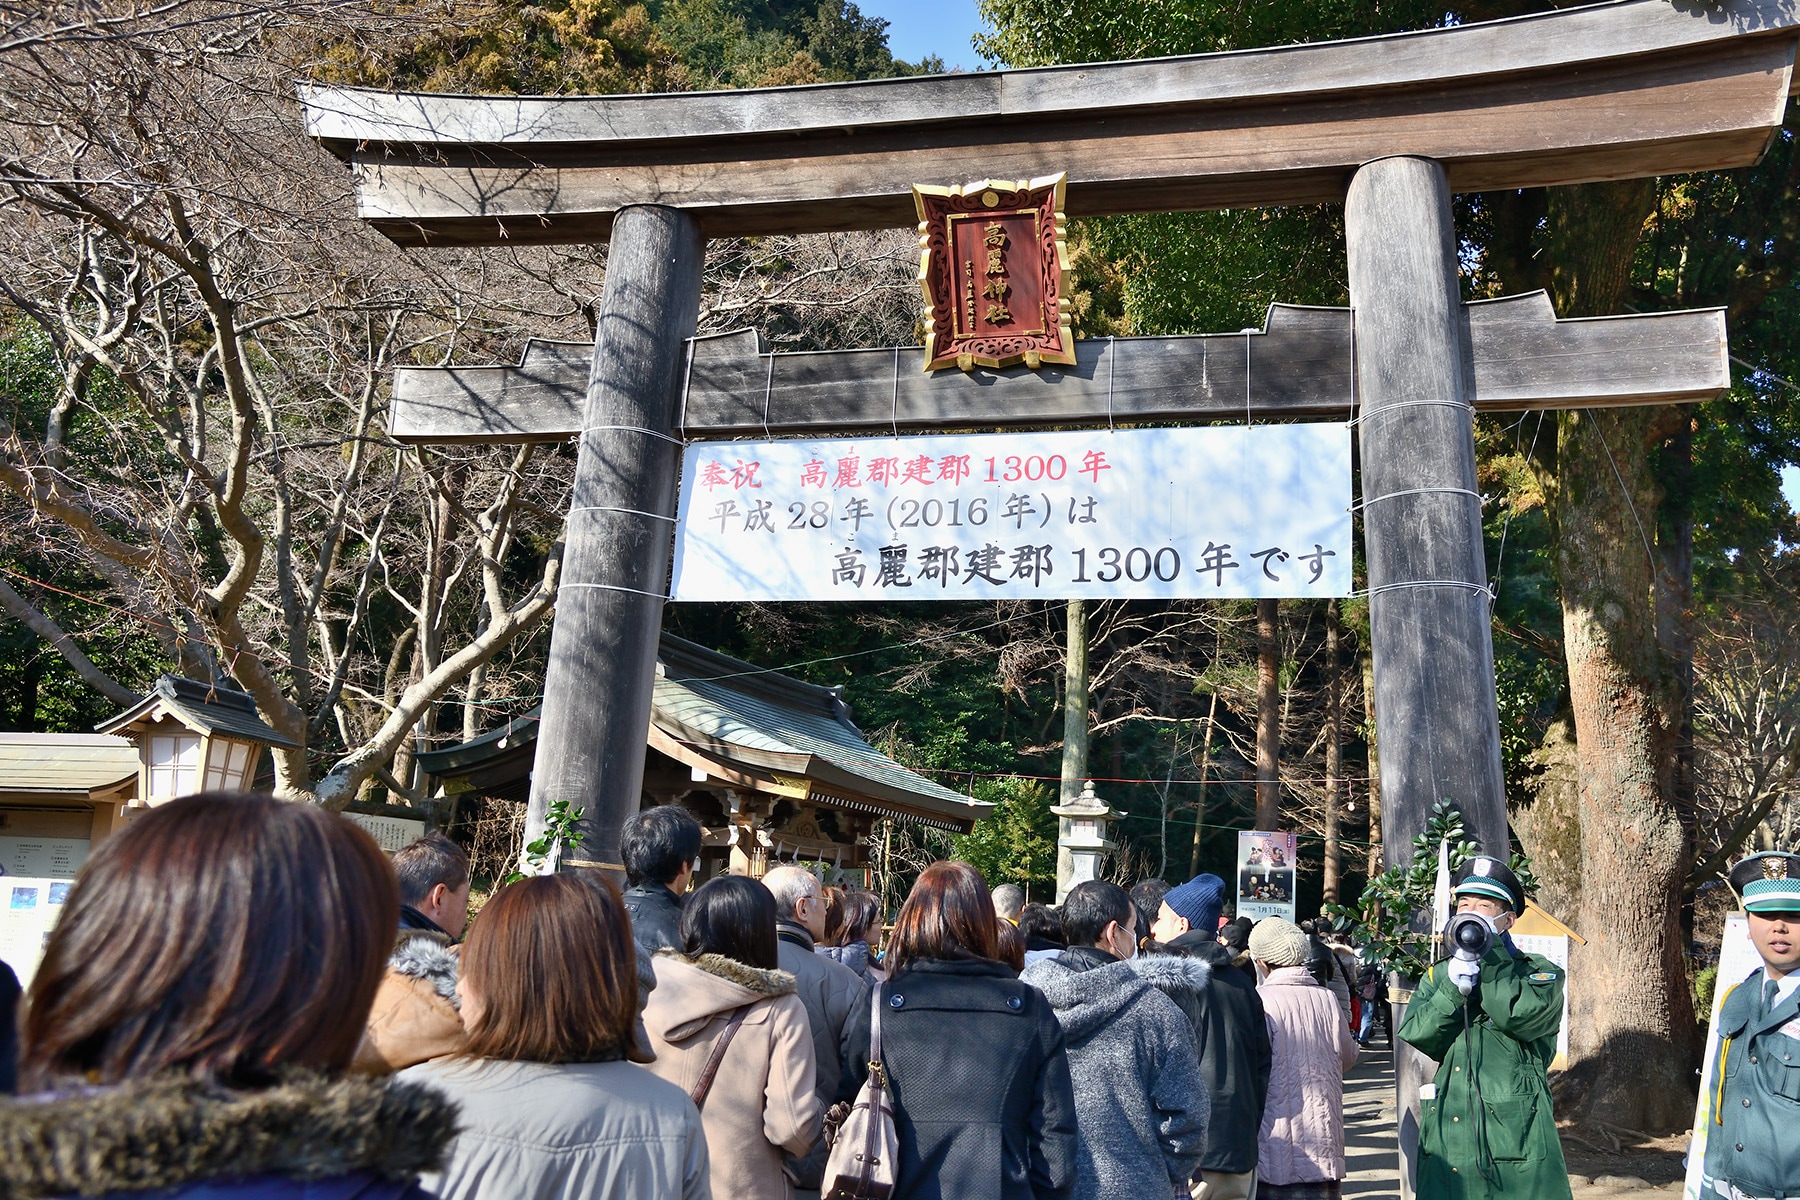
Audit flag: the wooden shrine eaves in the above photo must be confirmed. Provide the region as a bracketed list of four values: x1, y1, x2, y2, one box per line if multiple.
[388, 292, 1728, 444]
[299, 0, 1800, 245]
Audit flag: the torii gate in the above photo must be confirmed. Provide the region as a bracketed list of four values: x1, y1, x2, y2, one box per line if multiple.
[303, 0, 1795, 1183]
[302, 0, 1793, 868]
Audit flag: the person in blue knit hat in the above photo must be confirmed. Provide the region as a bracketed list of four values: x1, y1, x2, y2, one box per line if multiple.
[1700, 850, 1800, 1200]
[1151, 875, 1272, 1200]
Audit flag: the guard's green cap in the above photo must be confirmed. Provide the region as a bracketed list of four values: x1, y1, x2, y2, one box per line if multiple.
[1731, 851, 1800, 915]
[1451, 855, 1526, 916]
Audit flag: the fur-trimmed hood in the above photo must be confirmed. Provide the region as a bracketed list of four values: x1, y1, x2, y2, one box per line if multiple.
[1021, 950, 1210, 1044]
[0, 1072, 456, 1198]
[646, 951, 797, 1042]
[391, 929, 459, 1009]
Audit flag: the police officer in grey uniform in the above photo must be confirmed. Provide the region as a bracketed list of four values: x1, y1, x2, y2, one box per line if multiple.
[1700, 850, 1800, 1200]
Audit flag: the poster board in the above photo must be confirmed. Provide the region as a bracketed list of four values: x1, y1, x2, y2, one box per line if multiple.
[672, 426, 1352, 602]
[0, 876, 72, 989]
[1237, 830, 1299, 922]
[1683, 914, 1762, 1200]
[344, 812, 426, 853]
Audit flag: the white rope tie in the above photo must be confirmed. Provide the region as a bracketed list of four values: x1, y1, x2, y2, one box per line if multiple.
[1352, 485, 1483, 513]
[567, 505, 677, 523]
[1349, 398, 1474, 428]
[1244, 328, 1254, 429]
[761, 351, 775, 440]
[891, 347, 901, 438]
[676, 338, 695, 438]
[1356, 579, 1496, 601]
[1106, 336, 1117, 431]
[581, 424, 686, 448]
[560, 581, 671, 600]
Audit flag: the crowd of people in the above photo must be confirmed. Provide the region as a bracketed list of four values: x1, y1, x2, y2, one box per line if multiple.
[0, 793, 1389, 1200]
[13, 792, 1794, 1200]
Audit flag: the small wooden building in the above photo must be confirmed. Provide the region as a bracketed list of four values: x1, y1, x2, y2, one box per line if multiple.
[0, 733, 138, 878]
[416, 634, 991, 882]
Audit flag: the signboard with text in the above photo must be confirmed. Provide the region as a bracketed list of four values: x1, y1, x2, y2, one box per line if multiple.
[914, 174, 1075, 372]
[671, 425, 1351, 602]
[1236, 830, 1299, 923]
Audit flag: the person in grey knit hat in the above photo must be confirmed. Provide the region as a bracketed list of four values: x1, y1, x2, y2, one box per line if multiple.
[1249, 917, 1358, 1200]
[1022, 879, 1210, 1199]
[1248, 917, 1312, 972]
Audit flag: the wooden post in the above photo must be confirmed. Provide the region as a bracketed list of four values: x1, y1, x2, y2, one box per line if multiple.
[1056, 598, 1089, 902]
[1347, 155, 1509, 1200]
[525, 205, 704, 877]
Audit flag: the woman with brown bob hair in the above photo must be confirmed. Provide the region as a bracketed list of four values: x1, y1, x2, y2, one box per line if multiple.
[1, 792, 453, 1199]
[879, 861, 1079, 1200]
[402, 872, 708, 1200]
[816, 887, 886, 984]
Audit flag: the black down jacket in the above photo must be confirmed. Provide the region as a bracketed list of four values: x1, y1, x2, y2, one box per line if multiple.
[880, 958, 1079, 1200]
[1154, 931, 1273, 1174]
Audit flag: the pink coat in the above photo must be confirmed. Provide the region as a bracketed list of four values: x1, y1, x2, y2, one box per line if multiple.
[1256, 964, 1360, 1185]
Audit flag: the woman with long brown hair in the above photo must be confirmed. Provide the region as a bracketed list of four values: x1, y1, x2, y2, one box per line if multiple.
[880, 861, 1078, 1200]
[402, 872, 709, 1200]
[1, 792, 451, 1199]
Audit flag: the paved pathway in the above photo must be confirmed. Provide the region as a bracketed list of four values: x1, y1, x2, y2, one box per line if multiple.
[1343, 1039, 1402, 1200]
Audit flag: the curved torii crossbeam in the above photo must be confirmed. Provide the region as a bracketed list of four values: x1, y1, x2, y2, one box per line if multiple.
[302, 0, 1796, 244]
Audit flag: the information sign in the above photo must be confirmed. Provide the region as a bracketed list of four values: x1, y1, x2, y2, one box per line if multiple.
[1236, 830, 1299, 922]
[672, 426, 1351, 602]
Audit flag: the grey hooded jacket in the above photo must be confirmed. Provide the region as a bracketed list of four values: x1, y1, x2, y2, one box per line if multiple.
[1021, 948, 1211, 1198]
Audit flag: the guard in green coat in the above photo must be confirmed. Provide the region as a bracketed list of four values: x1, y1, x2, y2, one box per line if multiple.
[1699, 850, 1800, 1200]
[1399, 856, 1571, 1200]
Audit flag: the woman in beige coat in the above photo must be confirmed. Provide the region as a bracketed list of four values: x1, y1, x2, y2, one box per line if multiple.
[644, 875, 821, 1200]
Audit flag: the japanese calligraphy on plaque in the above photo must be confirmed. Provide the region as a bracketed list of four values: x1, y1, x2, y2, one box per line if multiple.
[914, 173, 1075, 373]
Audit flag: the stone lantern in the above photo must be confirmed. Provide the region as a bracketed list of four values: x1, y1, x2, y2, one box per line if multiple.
[99, 675, 298, 805]
[1053, 780, 1121, 902]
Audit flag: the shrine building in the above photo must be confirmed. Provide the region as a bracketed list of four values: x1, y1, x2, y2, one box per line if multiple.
[415, 634, 990, 883]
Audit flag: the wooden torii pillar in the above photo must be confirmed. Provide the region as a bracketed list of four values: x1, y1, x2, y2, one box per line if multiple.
[302, 1, 1795, 1185]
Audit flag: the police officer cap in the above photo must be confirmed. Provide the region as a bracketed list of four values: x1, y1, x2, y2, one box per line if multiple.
[1450, 855, 1526, 916]
[1728, 851, 1800, 915]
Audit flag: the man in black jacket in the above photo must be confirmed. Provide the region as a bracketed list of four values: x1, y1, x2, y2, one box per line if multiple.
[1151, 875, 1273, 1200]
[619, 804, 701, 953]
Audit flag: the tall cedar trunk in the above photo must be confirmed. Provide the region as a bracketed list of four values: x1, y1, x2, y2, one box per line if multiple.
[1256, 597, 1281, 829]
[1323, 600, 1343, 904]
[1189, 688, 1219, 880]
[1546, 179, 1698, 1130]
[1655, 418, 1698, 947]
[1057, 598, 1090, 898]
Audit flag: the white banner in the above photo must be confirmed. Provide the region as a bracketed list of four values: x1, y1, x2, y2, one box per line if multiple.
[671, 426, 1351, 602]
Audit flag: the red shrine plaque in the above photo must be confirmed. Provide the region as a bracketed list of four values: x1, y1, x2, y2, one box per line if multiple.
[914, 173, 1075, 373]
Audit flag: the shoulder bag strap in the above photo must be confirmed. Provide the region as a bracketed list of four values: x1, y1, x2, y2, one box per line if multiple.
[690, 1005, 751, 1110]
[869, 982, 884, 1075]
